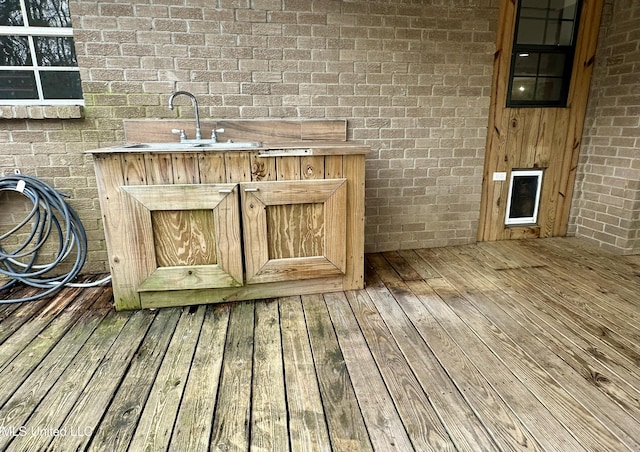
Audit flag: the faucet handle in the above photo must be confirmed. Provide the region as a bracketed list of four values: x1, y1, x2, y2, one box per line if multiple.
[211, 128, 225, 141]
[171, 128, 187, 141]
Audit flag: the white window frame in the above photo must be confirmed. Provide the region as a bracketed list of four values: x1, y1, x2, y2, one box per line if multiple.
[505, 169, 544, 226]
[0, 0, 83, 106]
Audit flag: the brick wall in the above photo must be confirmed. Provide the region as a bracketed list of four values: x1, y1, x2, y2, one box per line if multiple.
[572, 0, 640, 254]
[1, 0, 498, 274]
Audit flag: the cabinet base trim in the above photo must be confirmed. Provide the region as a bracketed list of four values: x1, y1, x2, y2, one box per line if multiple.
[137, 277, 346, 310]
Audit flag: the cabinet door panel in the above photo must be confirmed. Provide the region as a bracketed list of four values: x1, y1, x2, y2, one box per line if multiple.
[121, 183, 243, 292]
[241, 179, 347, 284]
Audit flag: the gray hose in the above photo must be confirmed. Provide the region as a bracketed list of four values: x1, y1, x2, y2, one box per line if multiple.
[0, 173, 100, 303]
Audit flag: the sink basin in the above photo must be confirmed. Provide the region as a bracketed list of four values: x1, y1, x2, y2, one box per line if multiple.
[123, 141, 262, 150]
[124, 142, 203, 150]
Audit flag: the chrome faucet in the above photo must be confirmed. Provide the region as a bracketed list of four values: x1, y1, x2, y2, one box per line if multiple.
[168, 91, 202, 140]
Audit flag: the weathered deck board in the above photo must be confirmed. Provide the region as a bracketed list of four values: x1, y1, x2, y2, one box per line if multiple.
[342, 289, 454, 451]
[368, 253, 546, 451]
[422, 246, 638, 450]
[279, 295, 331, 451]
[46, 308, 155, 451]
[360, 270, 498, 451]
[7, 306, 130, 451]
[302, 293, 373, 451]
[210, 301, 254, 451]
[436, 245, 640, 447]
[128, 305, 206, 451]
[88, 307, 180, 451]
[324, 291, 411, 451]
[251, 300, 289, 452]
[170, 304, 229, 452]
[0, 238, 638, 451]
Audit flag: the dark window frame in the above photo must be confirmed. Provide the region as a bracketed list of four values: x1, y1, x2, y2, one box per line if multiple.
[507, 0, 583, 108]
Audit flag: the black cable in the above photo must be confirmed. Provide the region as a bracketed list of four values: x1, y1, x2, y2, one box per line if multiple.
[0, 173, 89, 303]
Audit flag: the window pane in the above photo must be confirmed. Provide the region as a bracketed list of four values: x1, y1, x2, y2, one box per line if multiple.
[0, 70, 38, 99]
[511, 77, 536, 102]
[520, 6, 547, 18]
[40, 70, 82, 99]
[0, 36, 33, 66]
[559, 20, 576, 45]
[520, 0, 548, 13]
[535, 78, 563, 101]
[517, 18, 546, 44]
[509, 176, 539, 219]
[552, 0, 578, 19]
[539, 53, 566, 76]
[513, 53, 540, 76]
[34, 36, 77, 66]
[0, 0, 25, 25]
[26, 0, 72, 27]
[544, 20, 560, 44]
[544, 20, 575, 45]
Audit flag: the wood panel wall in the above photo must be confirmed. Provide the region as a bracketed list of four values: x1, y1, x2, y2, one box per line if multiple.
[124, 119, 347, 144]
[478, 0, 604, 241]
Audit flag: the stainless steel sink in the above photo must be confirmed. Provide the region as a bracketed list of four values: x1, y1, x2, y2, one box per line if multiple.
[123, 141, 262, 150]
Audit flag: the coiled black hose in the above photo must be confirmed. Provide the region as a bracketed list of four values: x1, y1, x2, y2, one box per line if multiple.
[1, 173, 93, 303]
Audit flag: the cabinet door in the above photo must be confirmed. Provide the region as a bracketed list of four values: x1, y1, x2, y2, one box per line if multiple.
[120, 183, 243, 293]
[241, 179, 347, 284]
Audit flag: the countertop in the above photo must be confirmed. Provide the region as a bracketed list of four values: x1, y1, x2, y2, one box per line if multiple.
[87, 141, 369, 156]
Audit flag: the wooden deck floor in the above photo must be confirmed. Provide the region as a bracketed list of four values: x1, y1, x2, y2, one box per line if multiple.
[1, 238, 639, 451]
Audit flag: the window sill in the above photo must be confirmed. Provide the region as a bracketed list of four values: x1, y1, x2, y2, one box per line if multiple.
[0, 105, 84, 120]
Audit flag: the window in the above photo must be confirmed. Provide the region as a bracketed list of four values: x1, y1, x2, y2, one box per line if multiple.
[0, 0, 83, 105]
[505, 170, 544, 226]
[507, 0, 581, 107]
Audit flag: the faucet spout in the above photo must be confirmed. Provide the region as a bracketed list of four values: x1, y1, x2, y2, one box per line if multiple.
[168, 91, 202, 140]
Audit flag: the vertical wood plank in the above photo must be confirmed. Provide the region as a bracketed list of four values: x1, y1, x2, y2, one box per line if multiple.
[251, 300, 289, 452]
[87, 308, 182, 451]
[119, 153, 152, 310]
[214, 185, 244, 285]
[343, 154, 365, 290]
[144, 153, 174, 185]
[170, 304, 230, 452]
[477, 0, 517, 241]
[225, 152, 252, 183]
[128, 306, 206, 451]
[324, 155, 343, 179]
[92, 154, 131, 308]
[554, 0, 604, 235]
[279, 296, 331, 451]
[324, 181, 346, 273]
[302, 294, 374, 451]
[172, 152, 200, 184]
[538, 109, 570, 237]
[211, 301, 254, 451]
[241, 188, 269, 283]
[301, 155, 325, 180]
[276, 156, 301, 181]
[324, 291, 413, 451]
[250, 152, 276, 182]
[198, 152, 226, 184]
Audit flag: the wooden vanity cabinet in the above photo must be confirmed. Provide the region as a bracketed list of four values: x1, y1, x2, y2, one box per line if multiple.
[91, 145, 366, 310]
